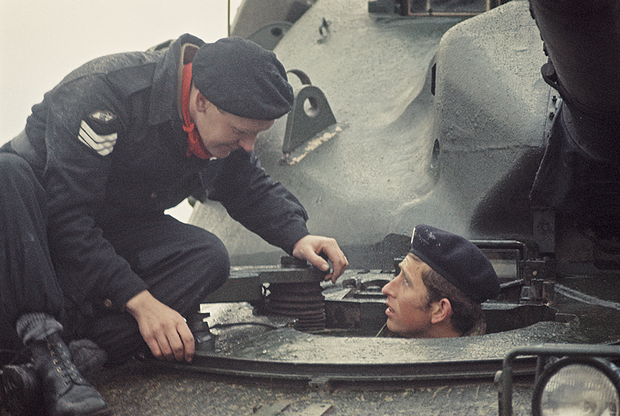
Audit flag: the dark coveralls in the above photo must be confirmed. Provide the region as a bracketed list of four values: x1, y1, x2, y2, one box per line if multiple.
[0, 33, 310, 364]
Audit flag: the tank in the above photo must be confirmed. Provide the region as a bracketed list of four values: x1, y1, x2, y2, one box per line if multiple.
[89, 0, 620, 414]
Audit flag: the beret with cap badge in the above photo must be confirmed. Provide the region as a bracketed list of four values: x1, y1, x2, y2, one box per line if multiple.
[191, 37, 294, 120]
[409, 224, 500, 303]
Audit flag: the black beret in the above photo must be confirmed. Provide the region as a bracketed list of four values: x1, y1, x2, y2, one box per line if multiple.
[191, 37, 294, 120]
[409, 225, 500, 303]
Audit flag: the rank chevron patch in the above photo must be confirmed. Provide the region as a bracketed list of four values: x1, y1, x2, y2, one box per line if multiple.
[78, 120, 117, 156]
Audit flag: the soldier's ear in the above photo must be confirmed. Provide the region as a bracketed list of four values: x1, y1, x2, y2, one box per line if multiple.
[430, 298, 452, 324]
[193, 87, 210, 113]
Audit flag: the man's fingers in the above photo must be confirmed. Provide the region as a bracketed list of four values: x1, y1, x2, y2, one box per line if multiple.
[293, 235, 349, 283]
[160, 322, 195, 362]
[321, 244, 349, 282]
[142, 322, 194, 362]
[151, 330, 175, 361]
[167, 332, 186, 361]
[331, 254, 349, 279]
[145, 336, 163, 360]
[178, 323, 195, 362]
[128, 291, 196, 362]
[305, 250, 330, 272]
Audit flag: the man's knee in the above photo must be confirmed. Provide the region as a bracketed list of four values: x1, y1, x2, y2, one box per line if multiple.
[146, 225, 230, 306]
[192, 228, 230, 292]
[0, 153, 31, 181]
[0, 153, 43, 200]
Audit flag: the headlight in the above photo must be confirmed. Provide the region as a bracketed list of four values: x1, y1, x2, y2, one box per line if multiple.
[532, 357, 620, 416]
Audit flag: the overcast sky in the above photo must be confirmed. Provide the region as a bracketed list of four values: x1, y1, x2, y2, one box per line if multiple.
[0, 0, 242, 220]
[0, 0, 242, 143]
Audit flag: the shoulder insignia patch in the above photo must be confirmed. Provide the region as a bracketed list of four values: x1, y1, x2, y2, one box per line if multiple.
[78, 119, 118, 156]
[89, 110, 117, 124]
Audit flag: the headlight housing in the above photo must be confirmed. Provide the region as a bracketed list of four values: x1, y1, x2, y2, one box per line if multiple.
[532, 357, 620, 416]
[498, 344, 620, 416]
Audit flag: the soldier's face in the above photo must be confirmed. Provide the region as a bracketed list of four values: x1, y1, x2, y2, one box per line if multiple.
[382, 254, 435, 337]
[192, 92, 274, 159]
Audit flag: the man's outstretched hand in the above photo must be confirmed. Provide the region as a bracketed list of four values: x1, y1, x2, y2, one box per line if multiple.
[292, 235, 349, 283]
[125, 290, 195, 362]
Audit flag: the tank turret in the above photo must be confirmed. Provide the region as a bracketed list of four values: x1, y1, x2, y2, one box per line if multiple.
[191, 0, 620, 276]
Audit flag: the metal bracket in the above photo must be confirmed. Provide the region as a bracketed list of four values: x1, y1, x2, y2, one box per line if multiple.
[282, 70, 337, 157]
[520, 258, 555, 281]
[533, 210, 555, 254]
[247, 22, 292, 51]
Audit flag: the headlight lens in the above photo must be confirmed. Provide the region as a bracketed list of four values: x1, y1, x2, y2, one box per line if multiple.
[532, 357, 620, 416]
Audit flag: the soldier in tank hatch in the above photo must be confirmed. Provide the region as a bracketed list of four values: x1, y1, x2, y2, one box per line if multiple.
[381, 224, 500, 338]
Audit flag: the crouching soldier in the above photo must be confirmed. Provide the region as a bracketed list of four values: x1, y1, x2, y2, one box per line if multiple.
[0, 35, 348, 416]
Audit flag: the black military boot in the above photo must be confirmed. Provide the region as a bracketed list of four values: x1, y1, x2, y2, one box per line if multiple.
[1, 339, 110, 416]
[12, 313, 111, 416]
[29, 332, 111, 416]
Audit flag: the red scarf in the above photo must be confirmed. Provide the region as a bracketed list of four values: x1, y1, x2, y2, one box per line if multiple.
[182, 63, 212, 159]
